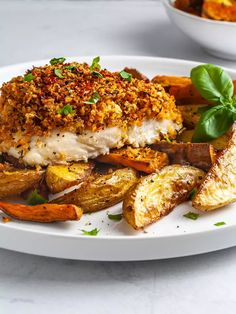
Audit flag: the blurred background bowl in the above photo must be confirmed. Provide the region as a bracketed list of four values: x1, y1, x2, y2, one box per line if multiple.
[162, 0, 236, 60]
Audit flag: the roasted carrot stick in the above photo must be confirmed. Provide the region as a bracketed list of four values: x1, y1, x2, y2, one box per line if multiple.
[97, 147, 169, 173]
[0, 202, 83, 222]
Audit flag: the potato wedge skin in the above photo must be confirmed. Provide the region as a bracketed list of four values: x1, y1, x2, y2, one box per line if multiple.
[54, 168, 139, 213]
[202, 1, 236, 22]
[0, 170, 42, 199]
[151, 76, 236, 105]
[193, 125, 236, 211]
[0, 163, 16, 172]
[124, 67, 149, 82]
[123, 165, 205, 229]
[177, 130, 230, 150]
[0, 202, 82, 222]
[152, 142, 215, 171]
[46, 162, 94, 194]
[97, 147, 169, 174]
[178, 104, 206, 129]
[151, 75, 191, 88]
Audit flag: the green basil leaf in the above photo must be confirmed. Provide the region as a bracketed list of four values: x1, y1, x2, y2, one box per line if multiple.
[54, 69, 64, 78]
[58, 104, 75, 115]
[65, 65, 76, 71]
[26, 189, 47, 206]
[192, 105, 234, 142]
[214, 221, 226, 227]
[92, 71, 103, 78]
[183, 212, 200, 220]
[232, 95, 236, 107]
[188, 187, 198, 200]
[119, 70, 132, 82]
[81, 228, 100, 236]
[191, 64, 234, 103]
[84, 92, 100, 105]
[50, 57, 66, 65]
[197, 105, 212, 115]
[164, 136, 172, 143]
[107, 213, 122, 221]
[90, 56, 101, 71]
[24, 73, 34, 82]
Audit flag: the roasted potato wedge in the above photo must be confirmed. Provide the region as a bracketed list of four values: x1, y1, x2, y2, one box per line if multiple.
[0, 163, 16, 172]
[1, 154, 27, 169]
[124, 67, 149, 82]
[151, 75, 191, 88]
[46, 162, 94, 194]
[53, 168, 139, 213]
[177, 130, 230, 150]
[193, 124, 236, 211]
[0, 169, 43, 199]
[152, 142, 216, 171]
[177, 129, 195, 143]
[169, 84, 210, 105]
[97, 147, 169, 173]
[21, 174, 50, 200]
[202, 0, 236, 22]
[0, 202, 82, 222]
[151, 75, 208, 105]
[151, 75, 236, 105]
[123, 165, 205, 229]
[174, 0, 202, 15]
[178, 104, 206, 128]
[169, 81, 236, 105]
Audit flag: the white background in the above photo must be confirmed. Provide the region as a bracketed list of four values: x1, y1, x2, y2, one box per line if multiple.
[1, 1, 236, 313]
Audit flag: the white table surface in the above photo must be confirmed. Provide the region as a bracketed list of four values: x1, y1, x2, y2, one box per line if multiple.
[1, 1, 236, 313]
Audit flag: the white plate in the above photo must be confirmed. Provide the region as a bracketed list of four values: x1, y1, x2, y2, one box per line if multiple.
[0, 56, 236, 261]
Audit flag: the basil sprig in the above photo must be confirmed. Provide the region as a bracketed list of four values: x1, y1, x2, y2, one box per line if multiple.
[191, 64, 236, 142]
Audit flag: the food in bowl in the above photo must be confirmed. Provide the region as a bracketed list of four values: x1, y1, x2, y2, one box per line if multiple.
[174, 0, 236, 22]
[0, 56, 236, 232]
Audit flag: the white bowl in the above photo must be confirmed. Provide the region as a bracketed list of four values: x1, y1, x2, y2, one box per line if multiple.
[162, 0, 236, 60]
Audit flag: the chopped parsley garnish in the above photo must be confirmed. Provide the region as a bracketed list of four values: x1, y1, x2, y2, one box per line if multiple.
[81, 228, 100, 236]
[24, 73, 34, 82]
[26, 189, 47, 206]
[164, 136, 172, 143]
[54, 69, 64, 78]
[214, 221, 226, 227]
[90, 56, 101, 71]
[183, 211, 200, 220]
[50, 57, 66, 65]
[58, 104, 75, 115]
[84, 92, 100, 105]
[65, 65, 76, 71]
[92, 71, 103, 78]
[189, 187, 198, 200]
[119, 70, 132, 82]
[107, 213, 122, 221]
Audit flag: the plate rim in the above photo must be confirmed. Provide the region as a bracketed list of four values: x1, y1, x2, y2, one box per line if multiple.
[1, 54, 236, 73]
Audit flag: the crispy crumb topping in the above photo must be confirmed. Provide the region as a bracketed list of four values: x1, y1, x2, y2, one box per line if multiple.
[0, 61, 182, 149]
